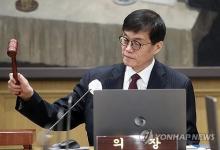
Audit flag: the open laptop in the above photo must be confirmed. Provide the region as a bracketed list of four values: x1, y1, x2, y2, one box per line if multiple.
[93, 89, 186, 149]
[205, 96, 220, 150]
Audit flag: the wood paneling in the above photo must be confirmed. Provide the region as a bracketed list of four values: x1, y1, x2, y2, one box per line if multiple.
[192, 78, 220, 144]
[0, 79, 88, 147]
[1, 78, 220, 146]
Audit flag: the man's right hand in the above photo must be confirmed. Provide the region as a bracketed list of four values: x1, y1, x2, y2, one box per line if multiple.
[8, 73, 34, 101]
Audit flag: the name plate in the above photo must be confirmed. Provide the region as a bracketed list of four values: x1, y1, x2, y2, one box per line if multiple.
[96, 135, 177, 150]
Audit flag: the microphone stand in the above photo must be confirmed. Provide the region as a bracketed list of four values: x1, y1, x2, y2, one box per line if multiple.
[44, 89, 91, 149]
[66, 96, 72, 149]
[57, 109, 64, 148]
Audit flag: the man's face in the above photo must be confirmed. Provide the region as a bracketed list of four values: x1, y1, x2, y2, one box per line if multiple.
[121, 30, 162, 72]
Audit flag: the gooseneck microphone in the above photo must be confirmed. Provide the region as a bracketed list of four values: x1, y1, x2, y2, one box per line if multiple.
[7, 39, 19, 85]
[48, 90, 91, 133]
[44, 79, 102, 149]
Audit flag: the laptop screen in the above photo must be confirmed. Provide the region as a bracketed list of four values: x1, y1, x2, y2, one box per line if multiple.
[93, 89, 186, 149]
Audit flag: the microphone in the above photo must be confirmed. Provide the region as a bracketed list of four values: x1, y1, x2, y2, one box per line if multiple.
[7, 39, 19, 85]
[44, 79, 102, 149]
[48, 79, 102, 132]
[65, 96, 72, 149]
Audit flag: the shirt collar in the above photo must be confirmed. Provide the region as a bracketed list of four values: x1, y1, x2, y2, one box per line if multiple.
[124, 58, 155, 84]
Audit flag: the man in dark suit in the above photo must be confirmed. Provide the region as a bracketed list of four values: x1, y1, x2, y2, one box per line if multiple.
[8, 9, 199, 146]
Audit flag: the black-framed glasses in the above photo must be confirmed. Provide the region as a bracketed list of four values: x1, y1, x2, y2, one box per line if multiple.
[119, 36, 152, 51]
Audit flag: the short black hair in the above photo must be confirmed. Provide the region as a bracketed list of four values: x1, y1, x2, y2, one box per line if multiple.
[122, 9, 166, 45]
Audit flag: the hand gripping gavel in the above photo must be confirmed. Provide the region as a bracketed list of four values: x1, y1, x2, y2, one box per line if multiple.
[7, 39, 20, 85]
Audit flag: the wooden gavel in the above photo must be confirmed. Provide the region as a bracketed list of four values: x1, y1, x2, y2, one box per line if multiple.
[7, 39, 20, 85]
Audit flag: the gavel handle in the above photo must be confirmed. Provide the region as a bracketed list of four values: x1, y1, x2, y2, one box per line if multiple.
[11, 56, 20, 85]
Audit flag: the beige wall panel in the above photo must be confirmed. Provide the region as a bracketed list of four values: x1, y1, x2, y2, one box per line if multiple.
[1, 78, 220, 146]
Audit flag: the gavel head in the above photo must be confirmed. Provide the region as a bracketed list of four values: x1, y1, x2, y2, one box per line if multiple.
[7, 39, 18, 57]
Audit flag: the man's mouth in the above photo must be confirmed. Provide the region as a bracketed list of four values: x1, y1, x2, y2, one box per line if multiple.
[123, 55, 134, 60]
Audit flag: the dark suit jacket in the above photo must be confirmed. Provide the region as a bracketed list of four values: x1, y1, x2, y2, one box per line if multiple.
[15, 60, 199, 145]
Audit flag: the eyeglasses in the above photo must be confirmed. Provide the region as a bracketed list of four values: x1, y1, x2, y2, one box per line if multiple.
[119, 36, 152, 51]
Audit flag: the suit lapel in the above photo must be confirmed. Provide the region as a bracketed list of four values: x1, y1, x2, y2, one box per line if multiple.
[147, 60, 167, 89]
[103, 64, 125, 89]
[102, 61, 166, 89]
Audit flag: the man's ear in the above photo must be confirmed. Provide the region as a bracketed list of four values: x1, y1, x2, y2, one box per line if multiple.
[153, 41, 163, 55]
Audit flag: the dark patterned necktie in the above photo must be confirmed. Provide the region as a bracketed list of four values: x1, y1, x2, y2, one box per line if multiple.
[128, 74, 140, 89]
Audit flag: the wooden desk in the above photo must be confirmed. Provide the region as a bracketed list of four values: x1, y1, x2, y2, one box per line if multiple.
[0, 129, 35, 150]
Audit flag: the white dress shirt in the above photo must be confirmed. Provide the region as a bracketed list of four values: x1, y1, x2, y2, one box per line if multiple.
[123, 58, 155, 90]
